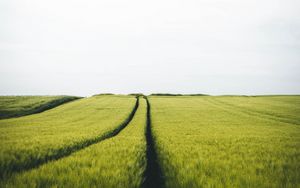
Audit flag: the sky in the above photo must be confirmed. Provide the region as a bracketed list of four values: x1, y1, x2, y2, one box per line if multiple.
[0, 0, 299, 96]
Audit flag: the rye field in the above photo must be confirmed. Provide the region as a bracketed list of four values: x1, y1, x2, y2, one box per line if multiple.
[0, 95, 299, 188]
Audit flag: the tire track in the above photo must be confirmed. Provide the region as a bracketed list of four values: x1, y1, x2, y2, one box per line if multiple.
[1, 97, 139, 179]
[142, 97, 164, 188]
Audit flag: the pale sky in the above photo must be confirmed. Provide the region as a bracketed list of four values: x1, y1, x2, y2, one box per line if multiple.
[1, 0, 299, 96]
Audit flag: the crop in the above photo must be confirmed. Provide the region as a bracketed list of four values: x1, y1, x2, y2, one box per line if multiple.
[0, 95, 299, 188]
[2, 98, 147, 188]
[0, 95, 136, 178]
[0, 96, 80, 119]
[206, 95, 300, 125]
[149, 96, 300, 187]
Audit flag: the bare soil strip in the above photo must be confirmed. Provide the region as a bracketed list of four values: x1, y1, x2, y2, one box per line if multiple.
[142, 97, 165, 188]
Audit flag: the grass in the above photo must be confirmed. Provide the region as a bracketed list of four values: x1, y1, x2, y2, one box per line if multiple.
[149, 96, 300, 188]
[1, 97, 147, 188]
[0, 96, 81, 119]
[0, 95, 136, 178]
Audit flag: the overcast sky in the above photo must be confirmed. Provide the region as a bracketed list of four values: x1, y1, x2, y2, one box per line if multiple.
[0, 0, 299, 96]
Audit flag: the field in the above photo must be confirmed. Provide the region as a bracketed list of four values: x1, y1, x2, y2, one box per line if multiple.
[0, 95, 137, 179]
[149, 96, 300, 187]
[2, 97, 147, 187]
[0, 96, 80, 119]
[0, 95, 299, 187]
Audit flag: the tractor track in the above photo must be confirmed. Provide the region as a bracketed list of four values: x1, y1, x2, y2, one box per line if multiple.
[142, 97, 165, 188]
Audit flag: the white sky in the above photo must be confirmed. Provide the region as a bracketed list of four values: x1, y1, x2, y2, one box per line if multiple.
[0, 0, 299, 96]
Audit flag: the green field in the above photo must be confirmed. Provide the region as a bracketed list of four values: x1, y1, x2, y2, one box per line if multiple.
[2, 98, 147, 187]
[149, 96, 300, 187]
[0, 96, 81, 119]
[0, 95, 299, 187]
[0, 95, 137, 178]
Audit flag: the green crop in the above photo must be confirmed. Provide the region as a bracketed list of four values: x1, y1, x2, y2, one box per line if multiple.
[149, 96, 300, 188]
[2, 98, 147, 188]
[0, 95, 80, 119]
[0, 95, 299, 188]
[206, 95, 300, 125]
[0, 95, 136, 178]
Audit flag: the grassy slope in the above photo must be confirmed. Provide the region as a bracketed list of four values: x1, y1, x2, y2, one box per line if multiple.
[0, 95, 136, 178]
[0, 96, 81, 119]
[2, 98, 147, 188]
[149, 96, 300, 188]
